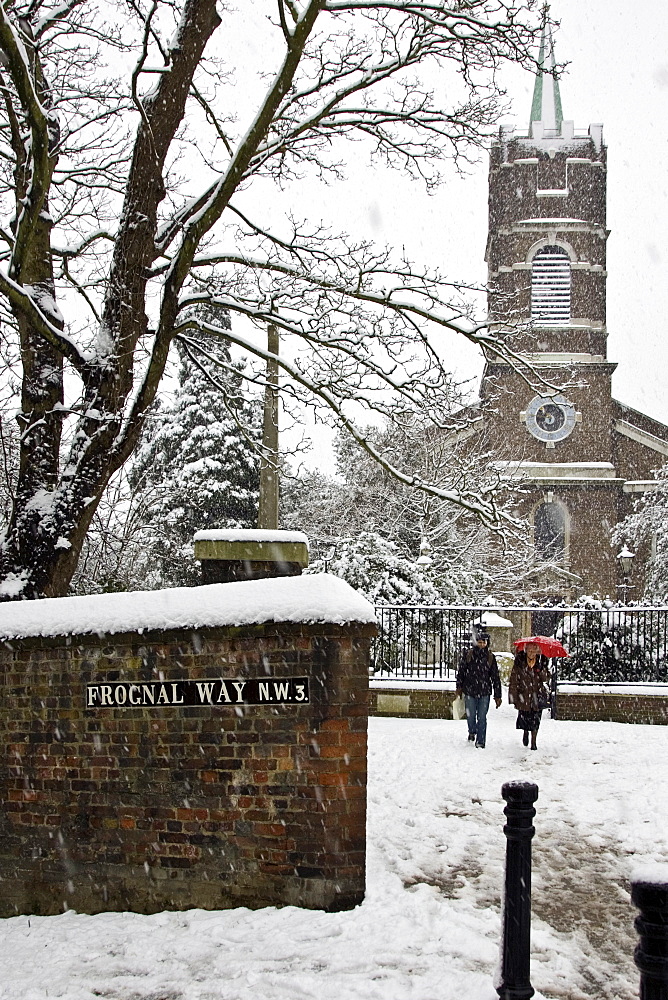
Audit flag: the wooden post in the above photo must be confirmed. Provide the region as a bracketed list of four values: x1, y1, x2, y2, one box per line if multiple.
[258, 323, 279, 530]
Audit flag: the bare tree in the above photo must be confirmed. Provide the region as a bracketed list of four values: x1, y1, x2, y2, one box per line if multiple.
[281, 415, 545, 603]
[0, 0, 547, 599]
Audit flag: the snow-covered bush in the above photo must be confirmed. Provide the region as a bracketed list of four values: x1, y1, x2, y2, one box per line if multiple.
[613, 465, 668, 604]
[307, 531, 440, 605]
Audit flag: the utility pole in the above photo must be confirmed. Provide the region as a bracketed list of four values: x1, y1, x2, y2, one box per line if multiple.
[258, 323, 279, 529]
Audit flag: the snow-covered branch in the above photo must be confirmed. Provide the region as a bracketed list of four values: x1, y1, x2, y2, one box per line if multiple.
[173, 315, 507, 527]
[0, 0, 548, 600]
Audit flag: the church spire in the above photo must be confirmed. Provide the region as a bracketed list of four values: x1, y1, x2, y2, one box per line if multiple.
[529, 19, 563, 132]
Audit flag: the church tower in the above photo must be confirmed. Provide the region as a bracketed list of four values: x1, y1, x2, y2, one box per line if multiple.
[481, 25, 668, 599]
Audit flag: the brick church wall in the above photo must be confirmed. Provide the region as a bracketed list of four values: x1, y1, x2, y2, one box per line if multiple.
[0, 618, 373, 917]
[482, 364, 616, 465]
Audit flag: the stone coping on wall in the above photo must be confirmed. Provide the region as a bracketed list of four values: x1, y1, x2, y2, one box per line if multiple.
[0, 573, 376, 641]
[5, 617, 378, 651]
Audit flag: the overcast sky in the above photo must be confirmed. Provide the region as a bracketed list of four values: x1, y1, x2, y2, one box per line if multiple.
[284, 0, 668, 437]
[501, 0, 668, 426]
[226, 2, 668, 472]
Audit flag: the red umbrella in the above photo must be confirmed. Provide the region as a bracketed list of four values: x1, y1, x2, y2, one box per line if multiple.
[513, 635, 569, 658]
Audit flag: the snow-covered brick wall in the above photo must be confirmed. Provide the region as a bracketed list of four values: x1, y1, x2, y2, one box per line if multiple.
[0, 574, 376, 640]
[0, 592, 375, 917]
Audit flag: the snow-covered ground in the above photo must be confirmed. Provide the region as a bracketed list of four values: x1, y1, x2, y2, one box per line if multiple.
[2, 704, 667, 1000]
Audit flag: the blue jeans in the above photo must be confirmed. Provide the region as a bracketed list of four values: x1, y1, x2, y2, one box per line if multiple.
[465, 694, 490, 747]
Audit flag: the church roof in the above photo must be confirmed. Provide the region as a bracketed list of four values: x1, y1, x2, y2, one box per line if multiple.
[529, 21, 563, 132]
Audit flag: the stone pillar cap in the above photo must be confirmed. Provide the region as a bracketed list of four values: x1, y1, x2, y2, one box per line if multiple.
[193, 529, 309, 568]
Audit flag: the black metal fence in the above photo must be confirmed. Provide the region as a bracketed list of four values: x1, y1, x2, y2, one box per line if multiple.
[372, 605, 668, 684]
[372, 605, 483, 679]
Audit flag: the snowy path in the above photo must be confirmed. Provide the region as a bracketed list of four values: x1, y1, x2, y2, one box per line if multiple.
[1, 705, 667, 999]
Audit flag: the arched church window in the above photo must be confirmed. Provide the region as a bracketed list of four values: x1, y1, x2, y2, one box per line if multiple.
[534, 501, 566, 562]
[531, 245, 571, 325]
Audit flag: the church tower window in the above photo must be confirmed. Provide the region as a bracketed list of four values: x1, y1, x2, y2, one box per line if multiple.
[534, 501, 567, 563]
[531, 245, 571, 325]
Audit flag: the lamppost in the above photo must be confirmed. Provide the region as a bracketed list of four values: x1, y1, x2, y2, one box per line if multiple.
[416, 536, 433, 573]
[617, 545, 635, 604]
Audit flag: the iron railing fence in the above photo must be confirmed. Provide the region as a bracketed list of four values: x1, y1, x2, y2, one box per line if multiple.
[372, 605, 668, 684]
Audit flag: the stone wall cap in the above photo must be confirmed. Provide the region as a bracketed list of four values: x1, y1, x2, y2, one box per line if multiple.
[0, 574, 376, 641]
[193, 528, 309, 546]
[193, 530, 309, 567]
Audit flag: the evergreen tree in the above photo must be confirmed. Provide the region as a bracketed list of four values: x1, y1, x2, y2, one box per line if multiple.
[128, 335, 261, 588]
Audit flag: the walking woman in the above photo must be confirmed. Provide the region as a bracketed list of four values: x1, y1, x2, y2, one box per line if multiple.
[508, 641, 550, 750]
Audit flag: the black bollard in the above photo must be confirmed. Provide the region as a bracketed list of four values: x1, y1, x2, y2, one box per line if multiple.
[632, 872, 668, 1000]
[497, 781, 539, 1000]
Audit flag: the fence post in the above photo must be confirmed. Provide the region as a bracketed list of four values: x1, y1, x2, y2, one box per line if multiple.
[632, 870, 668, 1000]
[497, 781, 539, 1000]
[550, 658, 558, 720]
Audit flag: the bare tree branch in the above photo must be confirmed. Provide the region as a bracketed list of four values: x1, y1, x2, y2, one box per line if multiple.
[0, 0, 548, 600]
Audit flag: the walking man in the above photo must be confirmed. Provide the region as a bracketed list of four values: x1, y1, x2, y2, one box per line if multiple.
[455, 630, 502, 748]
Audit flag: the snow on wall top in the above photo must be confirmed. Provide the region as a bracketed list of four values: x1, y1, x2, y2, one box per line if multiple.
[193, 529, 309, 545]
[0, 574, 376, 641]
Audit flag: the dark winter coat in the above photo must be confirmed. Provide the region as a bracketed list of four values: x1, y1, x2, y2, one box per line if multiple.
[456, 645, 502, 700]
[508, 651, 550, 710]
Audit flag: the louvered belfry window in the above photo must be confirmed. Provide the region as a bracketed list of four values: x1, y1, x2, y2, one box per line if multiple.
[531, 245, 571, 325]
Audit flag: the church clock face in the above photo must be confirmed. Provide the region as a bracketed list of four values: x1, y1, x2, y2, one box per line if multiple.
[524, 395, 577, 443]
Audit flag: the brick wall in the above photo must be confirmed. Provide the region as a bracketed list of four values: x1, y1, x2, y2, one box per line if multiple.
[0, 621, 373, 917]
[556, 693, 668, 725]
[370, 686, 456, 719]
[369, 685, 668, 726]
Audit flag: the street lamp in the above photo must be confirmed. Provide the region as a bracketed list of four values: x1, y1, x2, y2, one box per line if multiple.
[416, 537, 433, 573]
[617, 545, 635, 604]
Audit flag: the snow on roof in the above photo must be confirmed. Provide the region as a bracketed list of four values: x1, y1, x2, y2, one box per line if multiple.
[193, 529, 309, 545]
[515, 135, 596, 150]
[477, 611, 514, 628]
[516, 218, 590, 225]
[0, 574, 376, 641]
[518, 462, 615, 469]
